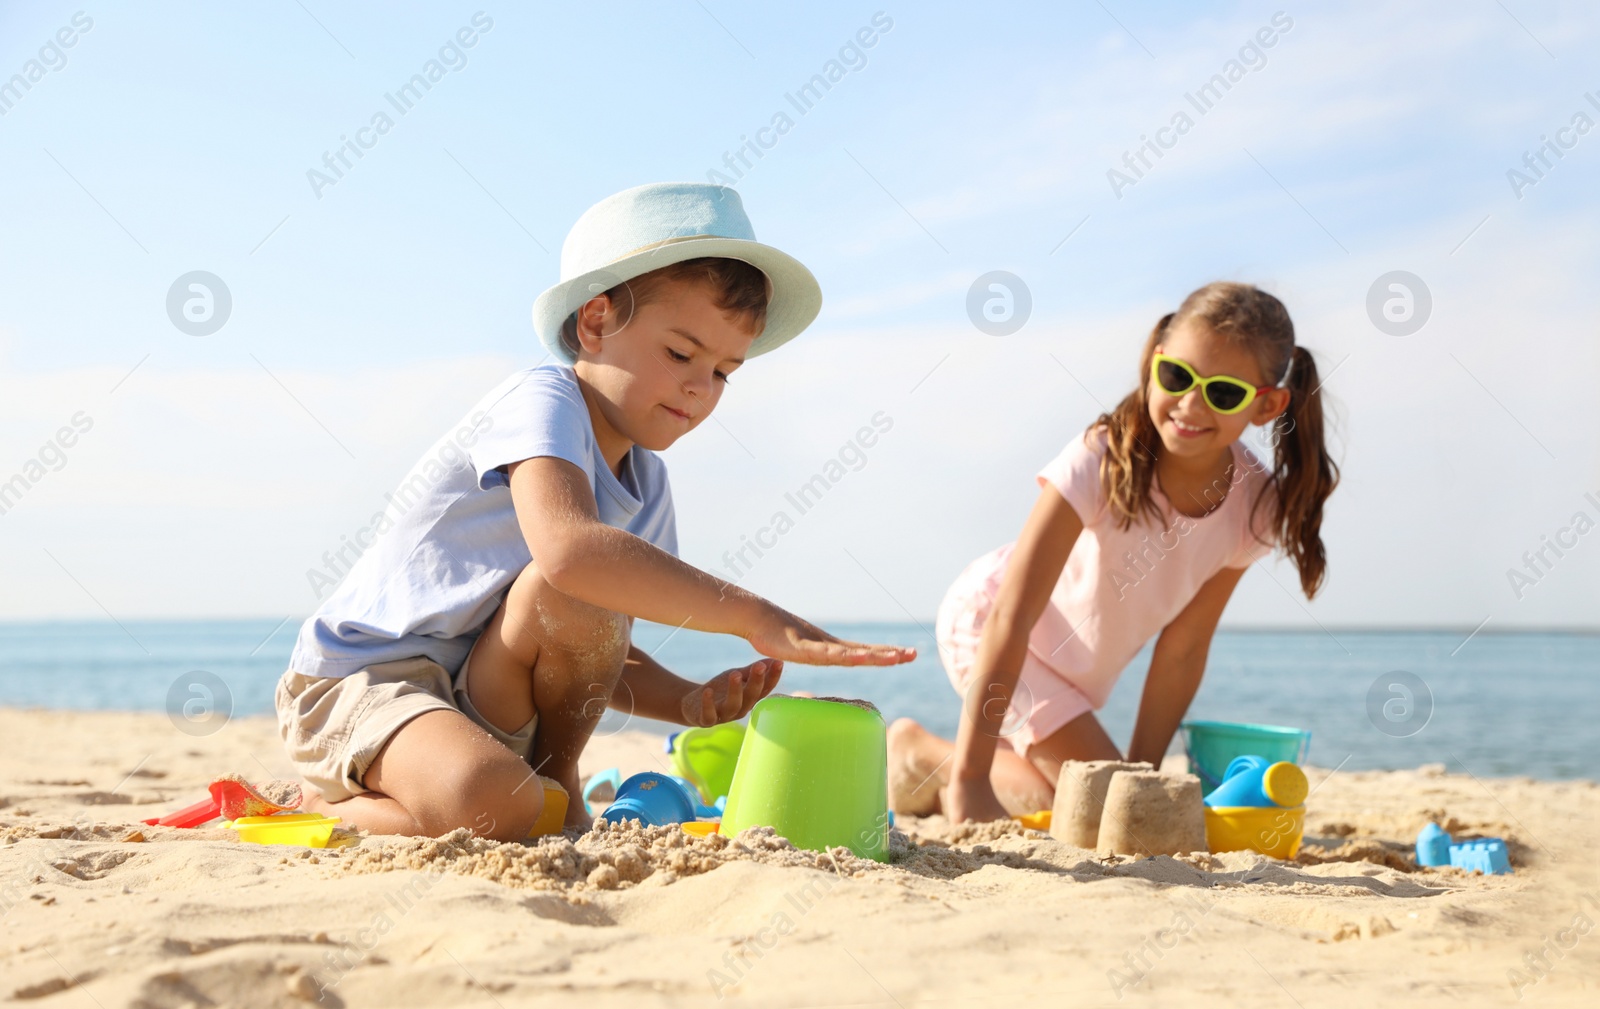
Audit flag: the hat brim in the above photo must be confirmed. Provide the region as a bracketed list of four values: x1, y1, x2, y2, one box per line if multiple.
[531, 238, 822, 365]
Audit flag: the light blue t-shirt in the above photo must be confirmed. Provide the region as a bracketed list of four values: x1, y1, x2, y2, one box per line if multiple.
[289, 364, 677, 679]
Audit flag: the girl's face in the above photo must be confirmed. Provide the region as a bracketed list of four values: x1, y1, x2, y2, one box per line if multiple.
[1147, 320, 1290, 460]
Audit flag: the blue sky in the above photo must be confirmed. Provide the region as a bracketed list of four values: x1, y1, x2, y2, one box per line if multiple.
[1, 0, 1596, 629]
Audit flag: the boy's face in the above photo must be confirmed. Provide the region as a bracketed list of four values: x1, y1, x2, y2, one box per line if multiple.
[572, 277, 758, 453]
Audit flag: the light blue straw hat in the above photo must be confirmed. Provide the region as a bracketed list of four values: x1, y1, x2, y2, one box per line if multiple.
[532, 182, 823, 364]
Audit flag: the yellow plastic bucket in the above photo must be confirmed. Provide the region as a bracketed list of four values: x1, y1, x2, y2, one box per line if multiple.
[527, 776, 569, 838]
[1203, 805, 1304, 859]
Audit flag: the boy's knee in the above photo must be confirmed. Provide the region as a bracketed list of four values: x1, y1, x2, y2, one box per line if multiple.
[507, 564, 629, 666]
[423, 759, 545, 842]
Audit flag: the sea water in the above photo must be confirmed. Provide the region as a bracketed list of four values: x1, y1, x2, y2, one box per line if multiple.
[0, 620, 1593, 780]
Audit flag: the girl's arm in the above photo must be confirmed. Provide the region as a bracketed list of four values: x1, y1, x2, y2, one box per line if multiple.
[1126, 565, 1245, 766]
[947, 485, 1084, 822]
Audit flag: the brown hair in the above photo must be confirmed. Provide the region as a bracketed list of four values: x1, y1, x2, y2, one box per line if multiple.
[560, 257, 770, 357]
[1091, 282, 1339, 597]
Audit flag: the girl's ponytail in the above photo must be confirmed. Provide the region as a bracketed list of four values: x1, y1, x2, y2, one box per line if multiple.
[1267, 345, 1340, 597]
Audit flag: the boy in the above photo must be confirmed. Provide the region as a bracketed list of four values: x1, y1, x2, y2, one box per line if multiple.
[277, 182, 914, 839]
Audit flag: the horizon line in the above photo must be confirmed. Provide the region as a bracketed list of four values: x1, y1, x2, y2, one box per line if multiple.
[0, 617, 1595, 637]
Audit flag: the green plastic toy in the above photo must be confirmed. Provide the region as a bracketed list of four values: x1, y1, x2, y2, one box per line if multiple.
[719, 695, 890, 862]
[667, 721, 746, 804]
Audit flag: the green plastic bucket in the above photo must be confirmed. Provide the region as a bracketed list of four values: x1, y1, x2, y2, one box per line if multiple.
[719, 696, 890, 861]
[668, 722, 746, 804]
[1181, 720, 1310, 793]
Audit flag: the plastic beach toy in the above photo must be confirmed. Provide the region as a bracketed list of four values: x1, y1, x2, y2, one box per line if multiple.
[1415, 822, 1512, 875]
[1204, 755, 1309, 809]
[1181, 721, 1311, 792]
[1015, 810, 1052, 831]
[1203, 805, 1304, 859]
[142, 776, 302, 828]
[681, 820, 720, 838]
[1200, 755, 1308, 858]
[666, 776, 727, 819]
[581, 768, 623, 816]
[666, 722, 746, 805]
[226, 813, 340, 848]
[1447, 839, 1513, 875]
[596, 772, 701, 827]
[527, 776, 569, 838]
[719, 695, 891, 862]
[1416, 821, 1453, 866]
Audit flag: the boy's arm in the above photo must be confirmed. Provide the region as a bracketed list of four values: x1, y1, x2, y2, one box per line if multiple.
[1127, 565, 1245, 766]
[611, 646, 782, 726]
[507, 456, 913, 666]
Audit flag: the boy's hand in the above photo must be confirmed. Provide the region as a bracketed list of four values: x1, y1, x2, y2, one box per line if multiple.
[681, 658, 783, 727]
[746, 607, 917, 667]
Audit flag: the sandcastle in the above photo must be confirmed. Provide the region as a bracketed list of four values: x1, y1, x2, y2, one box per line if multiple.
[1050, 761, 1208, 857]
[1050, 760, 1152, 848]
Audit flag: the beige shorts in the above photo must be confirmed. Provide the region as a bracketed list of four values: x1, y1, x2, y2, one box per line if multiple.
[274, 654, 537, 803]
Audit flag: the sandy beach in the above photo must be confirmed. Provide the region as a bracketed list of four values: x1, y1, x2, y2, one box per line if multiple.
[2, 706, 1596, 1008]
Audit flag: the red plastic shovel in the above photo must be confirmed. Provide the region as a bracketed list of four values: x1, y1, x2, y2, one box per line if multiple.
[142, 776, 302, 827]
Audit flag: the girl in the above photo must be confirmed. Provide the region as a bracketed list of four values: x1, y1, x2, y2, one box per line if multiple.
[888, 282, 1338, 823]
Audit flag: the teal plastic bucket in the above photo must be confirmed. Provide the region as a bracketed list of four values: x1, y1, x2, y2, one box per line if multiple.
[1181, 720, 1310, 792]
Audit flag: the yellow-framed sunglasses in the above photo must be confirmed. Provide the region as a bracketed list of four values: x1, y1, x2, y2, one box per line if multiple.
[1150, 352, 1274, 415]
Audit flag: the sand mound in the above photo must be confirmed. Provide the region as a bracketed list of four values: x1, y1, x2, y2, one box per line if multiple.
[3, 713, 1596, 1008]
[330, 815, 1099, 893]
[332, 820, 907, 894]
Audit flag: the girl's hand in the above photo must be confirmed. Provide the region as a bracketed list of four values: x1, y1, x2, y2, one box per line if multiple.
[680, 658, 783, 727]
[941, 774, 1011, 824]
[746, 606, 917, 667]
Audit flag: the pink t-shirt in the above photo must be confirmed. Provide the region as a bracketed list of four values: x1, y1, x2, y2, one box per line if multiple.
[966, 428, 1276, 708]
